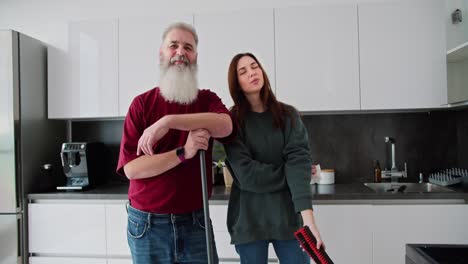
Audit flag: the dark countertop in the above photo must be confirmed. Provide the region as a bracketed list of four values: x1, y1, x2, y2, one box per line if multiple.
[406, 244, 468, 264]
[28, 182, 468, 204]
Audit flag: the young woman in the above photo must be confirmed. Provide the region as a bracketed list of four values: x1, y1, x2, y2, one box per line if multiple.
[223, 53, 324, 264]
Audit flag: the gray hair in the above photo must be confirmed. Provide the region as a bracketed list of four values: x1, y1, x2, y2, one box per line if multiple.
[162, 22, 198, 46]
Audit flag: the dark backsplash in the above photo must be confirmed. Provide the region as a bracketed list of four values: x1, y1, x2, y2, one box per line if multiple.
[72, 120, 125, 183]
[303, 110, 460, 183]
[71, 108, 468, 184]
[456, 108, 468, 169]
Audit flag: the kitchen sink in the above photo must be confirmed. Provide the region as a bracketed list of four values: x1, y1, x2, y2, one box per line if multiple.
[363, 182, 455, 193]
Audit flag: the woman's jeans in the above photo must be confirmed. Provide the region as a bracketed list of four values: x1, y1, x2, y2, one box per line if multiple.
[235, 239, 310, 264]
[127, 203, 219, 264]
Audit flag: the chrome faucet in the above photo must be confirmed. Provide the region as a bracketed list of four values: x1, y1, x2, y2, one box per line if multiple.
[382, 137, 407, 182]
[385, 137, 397, 171]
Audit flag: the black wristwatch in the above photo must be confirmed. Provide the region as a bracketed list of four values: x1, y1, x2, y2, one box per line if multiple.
[176, 147, 186, 162]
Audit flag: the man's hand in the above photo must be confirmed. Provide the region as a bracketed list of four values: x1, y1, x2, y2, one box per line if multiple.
[137, 117, 169, 156]
[184, 129, 211, 159]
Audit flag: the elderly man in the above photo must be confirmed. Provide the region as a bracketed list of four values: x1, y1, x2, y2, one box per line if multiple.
[117, 22, 233, 264]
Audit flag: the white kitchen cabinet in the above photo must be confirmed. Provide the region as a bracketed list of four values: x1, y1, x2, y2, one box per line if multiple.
[214, 230, 238, 259]
[210, 204, 278, 261]
[28, 200, 129, 263]
[210, 204, 228, 232]
[107, 259, 133, 264]
[446, 1, 468, 103]
[118, 15, 193, 116]
[47, 43, 72, 119]
[29, 257, 106, 264]
[28, 203, 106, 255]
[275, 4, 360, 111]
[446, 0, 468, 57]
[48, 19, 119, 118]
[213, 204, 372, 263]
[372, 204, 468, 264]
[314, 205, 372, 264]
[29, 199, 468, 264]
[210, 204, 238, 259]
[447, 60, 468, 103]
[106, 203, 131, 257]
[195, 9, 275, 109]
[359, 0, 447, 110]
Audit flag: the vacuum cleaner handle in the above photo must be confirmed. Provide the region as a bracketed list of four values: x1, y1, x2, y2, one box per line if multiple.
[199, 150, 214, 264]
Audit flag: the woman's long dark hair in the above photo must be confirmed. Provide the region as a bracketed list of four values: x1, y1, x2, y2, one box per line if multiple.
[227, 52, 296, 130]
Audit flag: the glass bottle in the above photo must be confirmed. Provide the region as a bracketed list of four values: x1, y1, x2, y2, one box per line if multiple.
[374, 160, 382, 183]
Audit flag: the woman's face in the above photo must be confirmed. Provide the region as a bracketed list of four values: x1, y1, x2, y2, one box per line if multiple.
[236, 56, 264, 95]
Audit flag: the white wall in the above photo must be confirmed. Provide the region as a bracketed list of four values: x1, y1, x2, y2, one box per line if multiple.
[0, 0, 364, 50]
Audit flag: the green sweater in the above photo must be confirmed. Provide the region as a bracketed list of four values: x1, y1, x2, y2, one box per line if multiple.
[224, 110, 312, 245]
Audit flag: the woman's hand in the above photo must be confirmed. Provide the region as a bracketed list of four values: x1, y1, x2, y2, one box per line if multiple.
[305, 222, 324, 250]
[300, 209, 325, 250]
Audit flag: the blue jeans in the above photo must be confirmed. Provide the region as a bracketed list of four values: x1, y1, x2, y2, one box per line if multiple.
[235, 239, 310, 264]
[126, 203, 219, 264]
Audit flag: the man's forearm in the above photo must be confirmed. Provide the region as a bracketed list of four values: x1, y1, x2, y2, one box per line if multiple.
[164, 113, 232, 138]
[123, 149, 181, 180]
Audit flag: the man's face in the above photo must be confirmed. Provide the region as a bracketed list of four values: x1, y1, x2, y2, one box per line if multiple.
[158, 27, 199, 104]
[159, 28, 197, 67]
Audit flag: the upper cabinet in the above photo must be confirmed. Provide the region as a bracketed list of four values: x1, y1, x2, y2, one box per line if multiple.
[275, 4, 360, 111]
[446, 0, 468, 62]
[446, 0, 468, 104]
[48, 2, 453, 118]
[359, 0, 447, 110]
[118, 15, 193, 117]
[447, 57, 468, 104]
[195, 9, 275, 109]
[48, 19, 119, 118]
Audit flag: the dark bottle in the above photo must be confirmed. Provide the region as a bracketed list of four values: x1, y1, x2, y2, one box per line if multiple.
[374, 160, 382, 183]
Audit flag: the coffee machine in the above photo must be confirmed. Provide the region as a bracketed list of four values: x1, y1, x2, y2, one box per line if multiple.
[58, 142, 106, 190]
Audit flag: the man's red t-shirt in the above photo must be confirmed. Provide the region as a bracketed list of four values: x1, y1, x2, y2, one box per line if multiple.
[117, 87, 232, 214]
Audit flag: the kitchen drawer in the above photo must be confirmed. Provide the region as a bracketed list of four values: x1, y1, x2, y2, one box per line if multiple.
[214, 231, 278, 260]
[29, 257, 106, 264]
[215, 231, 237, 258]
[210, 204, 228, 232]
[28, 203, 106, 255]
[107, 258, 133, 264]
[106, 203, 131, 256]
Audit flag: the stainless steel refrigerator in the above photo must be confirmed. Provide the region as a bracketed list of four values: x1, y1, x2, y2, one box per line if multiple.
[0, 30, 66, 264]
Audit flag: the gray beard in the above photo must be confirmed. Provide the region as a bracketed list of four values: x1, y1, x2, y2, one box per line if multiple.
[159, 64, 199, 104]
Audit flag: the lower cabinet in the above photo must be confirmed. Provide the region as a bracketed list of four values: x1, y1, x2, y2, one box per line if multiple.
[210, 204, 278, 262]
[28, 199, 468, 264]
[28, 203, 107, 255]
[212, 204, 374, 263]
[105, 204, 131, 257]
[107, 259, 134, 264]
[28, 200, 128, 264]
[372, 204, 468, 264]
[29, 257, 106, 264]
[314, 205, 373, 264]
